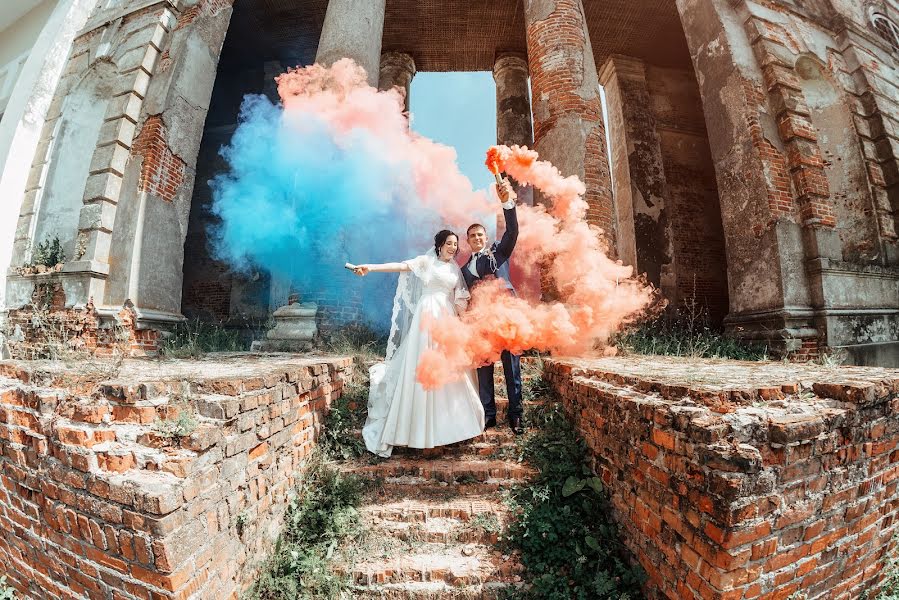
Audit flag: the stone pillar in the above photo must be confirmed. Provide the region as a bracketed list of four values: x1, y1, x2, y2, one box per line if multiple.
[675, 0, 820, 355]
[378, 51, 415, 112]
[523, 0, 613, 237]
[493, 52, 534, 207]
[599, 55, 676, 299]
[315, 0, 387, 87]
[101, 0, 236, 331]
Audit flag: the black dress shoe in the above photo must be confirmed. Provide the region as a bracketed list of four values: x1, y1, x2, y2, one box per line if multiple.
[509, 416, 525, 435]
[484, 417, 497, 429]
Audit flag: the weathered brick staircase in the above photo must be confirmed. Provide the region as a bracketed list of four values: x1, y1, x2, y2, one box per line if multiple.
[339, 394, 533, 599]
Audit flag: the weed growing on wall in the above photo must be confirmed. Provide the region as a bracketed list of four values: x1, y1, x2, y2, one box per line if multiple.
[501, 385, 646, 599]
[154, 406, 198, 444]
[29, 235, 66, 268]
[246, 452, 364, 600]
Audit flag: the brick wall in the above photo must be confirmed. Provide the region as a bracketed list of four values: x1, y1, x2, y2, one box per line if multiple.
[645, 66, 730, 323]
[131, 115, 186, 203]
[0, 355, 353, 599]
[745, 16, 837, 229]
[5, 281, 160, 358]
[545, 356, 899, 600]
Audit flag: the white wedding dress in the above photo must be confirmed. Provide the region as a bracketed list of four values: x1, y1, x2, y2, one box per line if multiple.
[362, 251, 485, 457]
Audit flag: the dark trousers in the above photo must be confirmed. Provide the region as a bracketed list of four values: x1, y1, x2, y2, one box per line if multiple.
[476, 350, 522, 421]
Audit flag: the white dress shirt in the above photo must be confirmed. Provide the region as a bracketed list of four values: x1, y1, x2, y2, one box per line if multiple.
[468, 199, 516, 277]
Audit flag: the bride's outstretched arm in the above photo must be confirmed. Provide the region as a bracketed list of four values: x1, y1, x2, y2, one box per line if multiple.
[351, 262, 411, 276]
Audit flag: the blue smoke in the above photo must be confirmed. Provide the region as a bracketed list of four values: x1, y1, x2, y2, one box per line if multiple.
[209, 94, 433, 332]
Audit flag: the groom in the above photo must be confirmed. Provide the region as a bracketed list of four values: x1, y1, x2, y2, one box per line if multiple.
[462, 178, 523, 435]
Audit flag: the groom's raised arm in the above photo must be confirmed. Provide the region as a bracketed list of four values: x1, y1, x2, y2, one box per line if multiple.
[495, 180, 518, 263]
[495, 204, 518, 262]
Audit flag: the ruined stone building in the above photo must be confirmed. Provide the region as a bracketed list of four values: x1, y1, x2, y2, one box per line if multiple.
[0, 0, 897, 365]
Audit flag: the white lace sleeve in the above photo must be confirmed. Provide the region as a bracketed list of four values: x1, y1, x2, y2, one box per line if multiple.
[404, 255, 431, 283]
[383, 253, 433, 362]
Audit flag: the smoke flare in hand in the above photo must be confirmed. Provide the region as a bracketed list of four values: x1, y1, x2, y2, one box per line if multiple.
[416, 145, 654, 390]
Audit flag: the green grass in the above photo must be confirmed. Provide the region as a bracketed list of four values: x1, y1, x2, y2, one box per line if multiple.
[501, 390, 645, 599]
[160, 318, 248, 358]
[244, 453, 365, 600]
[318, 322, 387, 362]
[320, 385, 368, 460]
[615, 302, 768, 361]
[246, 366, 371, 599]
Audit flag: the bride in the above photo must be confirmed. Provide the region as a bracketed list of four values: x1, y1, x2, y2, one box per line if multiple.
[351, 229, 484, 457]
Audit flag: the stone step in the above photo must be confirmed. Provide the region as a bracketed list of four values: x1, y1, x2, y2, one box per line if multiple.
[389, 430, 518, 459]
[377, 479, 518, 494]
[391, 441, 506, 459]
[352, 580, 516, 599]
[360, 497, 505, 523]
[343, 457, 534, 486]
[344, 544, 521, 586]
[352, 426, 517, 453]
[369, 516, 502, 545]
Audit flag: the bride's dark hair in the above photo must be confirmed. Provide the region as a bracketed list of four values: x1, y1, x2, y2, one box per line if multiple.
[434, 229, 459, 257]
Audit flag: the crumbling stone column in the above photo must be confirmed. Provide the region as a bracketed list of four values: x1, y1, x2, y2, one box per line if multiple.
[102, 0, 235, 329]
[523, 0, 613, 237]
[378, 51, 415, 113]
[599, 55, 675, 300]
[493, 52, 534, 206]
[675, 0, 820, 354]
[315, 0, 386, 87]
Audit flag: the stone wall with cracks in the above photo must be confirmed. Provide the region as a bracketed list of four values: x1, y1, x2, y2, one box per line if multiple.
[4, 0, 235, 354]
[104, 0, 234, 330]
[674, 0, 898, 365]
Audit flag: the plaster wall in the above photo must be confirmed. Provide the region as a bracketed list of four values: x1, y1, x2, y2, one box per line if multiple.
[797, 56, 882, 263]
[33, 69, 111, 260]
[0, 0, 101, 317]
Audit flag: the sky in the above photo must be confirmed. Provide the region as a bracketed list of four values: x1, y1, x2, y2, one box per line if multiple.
[409, 71, 498, 193]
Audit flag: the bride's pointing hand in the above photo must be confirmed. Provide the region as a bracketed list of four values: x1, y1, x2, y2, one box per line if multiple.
[354, 265, 370, 276]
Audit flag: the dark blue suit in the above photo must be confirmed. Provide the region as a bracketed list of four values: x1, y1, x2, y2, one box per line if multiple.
[461, 205, 522, 423]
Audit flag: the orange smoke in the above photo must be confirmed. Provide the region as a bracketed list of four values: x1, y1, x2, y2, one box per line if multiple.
[416, 145, 654, 390]
[485, 147, 502, 175]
